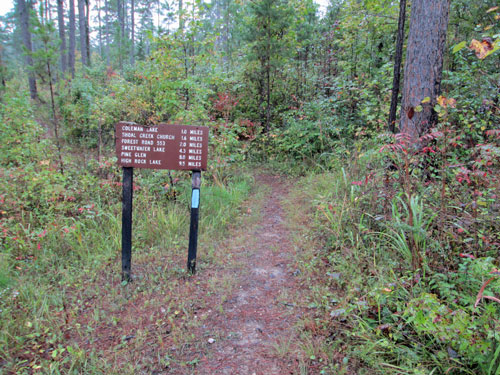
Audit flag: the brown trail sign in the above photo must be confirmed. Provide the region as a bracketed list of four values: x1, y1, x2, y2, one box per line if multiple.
[116, 122, 208, 170]
[116, 122, 209, 280]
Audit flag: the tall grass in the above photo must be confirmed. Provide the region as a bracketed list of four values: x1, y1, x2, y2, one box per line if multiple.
[289, 147, 500, 375]
[0, 167, 252, 373]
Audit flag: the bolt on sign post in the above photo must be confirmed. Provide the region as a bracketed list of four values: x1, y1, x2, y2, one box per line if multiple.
[116, 122, 209, 280]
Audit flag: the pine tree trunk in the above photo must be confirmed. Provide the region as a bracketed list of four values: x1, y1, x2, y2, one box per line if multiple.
[130, 0, 135, 64]
[69, 0, 76, 76]
[179, 0, 184, 32]
[399, 0, 450, 141]
[124, 0, 128, 42]
[57, 0, 67, 73]
[45, 0, 50, 21]
[85, 0, 91, 65]
[105, 0, 110, 65]
[97, 0, 102, 58]
[388, 0, 406, 133]
[0, 47, 6, 87]
[47, 61, 65, 174]
[78, 0, 88, 66]
[19, 0, 37, 99]
[266, 59, 270, 132]
[117, 0, 123, 69]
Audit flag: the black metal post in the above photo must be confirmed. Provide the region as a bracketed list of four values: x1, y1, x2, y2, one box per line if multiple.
[187, 171, 201, 274]
[122, 167, 133, 281]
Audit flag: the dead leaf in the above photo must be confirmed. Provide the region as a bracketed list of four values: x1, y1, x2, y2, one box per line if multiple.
[470, 38, 494, 59]
[474, 276, 500, 308]
[437, 95, 447, 108]
[407, 107, 415, 120]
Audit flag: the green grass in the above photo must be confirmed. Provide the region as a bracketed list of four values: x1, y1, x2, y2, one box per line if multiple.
[0, 165, 253, 374]
[283, 148, 500, 375]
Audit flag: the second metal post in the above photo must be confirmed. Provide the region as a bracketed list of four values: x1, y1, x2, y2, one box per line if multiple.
[187, 171, 201, 273]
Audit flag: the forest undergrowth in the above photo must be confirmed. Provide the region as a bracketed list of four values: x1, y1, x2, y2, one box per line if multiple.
[285, 132, 500, 374]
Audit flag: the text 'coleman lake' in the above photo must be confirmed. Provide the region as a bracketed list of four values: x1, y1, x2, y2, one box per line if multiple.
[115, 122, 209, 170]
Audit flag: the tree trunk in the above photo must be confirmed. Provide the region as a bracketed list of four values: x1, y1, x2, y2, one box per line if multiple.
[44, 0, 50, 22]
[85, 0, 91, 65]
[266, 59, 270, 133]
[399, 0, 450, 141]
[57, 0, 67, 73]
[78, 0, 88, 66]
[19, 0, 37, 99]
[117, 0, 123, 69]
[0, 46, 7, 87]
[179, 0, 184, 32]
[97, 0, 102, 58]
[47, 60, 65, 174]
[124, 0, 128, 43]
[105, 0, 110, 65]
[130, 0, 135, 64]
[224, 0, 230, 68]
[388, 0, 406, 133]
[69, 0, 76, 76]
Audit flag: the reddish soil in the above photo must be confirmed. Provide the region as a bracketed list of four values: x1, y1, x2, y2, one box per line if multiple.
[190, 174, 304, 374]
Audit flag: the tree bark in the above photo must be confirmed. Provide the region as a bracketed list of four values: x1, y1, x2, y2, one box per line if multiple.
[130, 0, 135, 64]
[44, 0, 50, 22]
[97, 0, 102, 58]
[105, 0, 110, 65]
[69, 0, 76, 76]
[85, 0, 91, 65]
[0, 46, 6, 87]
[117, 0, 123, 69]
[78, 0, 88, 66]
[57, 0, 67, 73]
[47, 57, 65, 174]
[19, 0, 38, 99]
[179, 0, 184, 32]
[399, 0, 450, 141]
[388, 0, 406, 133]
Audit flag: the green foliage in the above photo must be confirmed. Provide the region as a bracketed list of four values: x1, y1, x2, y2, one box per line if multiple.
[0, 150, 252, 373]
[0, 90, 47, 166]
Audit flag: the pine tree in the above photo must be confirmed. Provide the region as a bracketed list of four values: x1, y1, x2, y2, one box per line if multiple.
[30, 10, 64, 172]
[245, 0, 293, 131]
[68, 0, 76, 75]
[57, 0, 67, 73]
[78, 0, 89, 66]
[18, 0, 38, 99]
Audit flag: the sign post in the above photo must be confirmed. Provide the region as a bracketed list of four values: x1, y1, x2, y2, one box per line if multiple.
[115, 122, 208, 280]
[121, 167, 133, 281]
[187, 171, 201, 273]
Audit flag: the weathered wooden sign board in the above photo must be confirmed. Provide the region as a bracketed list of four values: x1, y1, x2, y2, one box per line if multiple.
[116, 122, 209, 170]
[115, 122, 209, 281]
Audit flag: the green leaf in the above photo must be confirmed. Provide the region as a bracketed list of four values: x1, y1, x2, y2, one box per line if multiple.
[415, 105, 423, 112]
[421, 97, 431, 104]
[452, 41, 467, 54]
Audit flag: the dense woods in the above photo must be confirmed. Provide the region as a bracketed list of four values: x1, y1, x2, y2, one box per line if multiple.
[0, 0, 499, 373]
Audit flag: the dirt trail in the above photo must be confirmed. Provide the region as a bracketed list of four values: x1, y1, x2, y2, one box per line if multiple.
[193, 174, 303, 374]
[69, 174, 310, 374]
